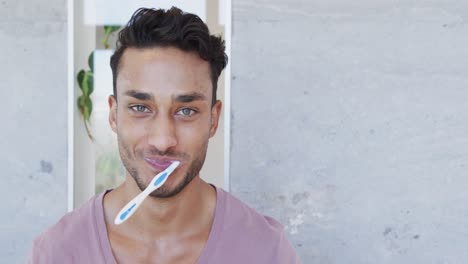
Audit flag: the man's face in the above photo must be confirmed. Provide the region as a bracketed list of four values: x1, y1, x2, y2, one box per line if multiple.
[108, 47, 221, 198]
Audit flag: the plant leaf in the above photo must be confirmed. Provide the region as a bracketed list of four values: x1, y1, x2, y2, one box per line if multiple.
[81, 71, 94, 96]
[77, 70, 85, 91]
[104, 25, 120, 34]
[110, 26, 120, 33]
[81, 73, 89, 96]
[86, 71, 94, 95]
[88, 51, 94, 72]
[83, 96, 93, 121]
[104, 26, 111, 34]
[77, 95, 85, 114]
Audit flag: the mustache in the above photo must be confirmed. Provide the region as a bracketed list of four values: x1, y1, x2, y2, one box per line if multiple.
[142, 148, 189, 159]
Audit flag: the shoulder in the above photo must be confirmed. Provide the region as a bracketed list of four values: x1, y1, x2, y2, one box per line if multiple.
[220, 188, 283, 232]
[219, 188, 284, 236]
[28, 193, 101, 262]
[216, 188, 301, 263]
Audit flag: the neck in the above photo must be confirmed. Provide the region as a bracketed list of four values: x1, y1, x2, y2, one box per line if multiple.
[104, 173, 216, 241]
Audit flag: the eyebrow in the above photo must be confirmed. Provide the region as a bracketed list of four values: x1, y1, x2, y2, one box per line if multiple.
[124, 90, 154, 101]
[124, 90, 207, 103]
[173, 92, 207, 103]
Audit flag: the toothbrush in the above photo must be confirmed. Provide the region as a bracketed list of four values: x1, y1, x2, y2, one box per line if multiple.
[114, 160, 180, 225]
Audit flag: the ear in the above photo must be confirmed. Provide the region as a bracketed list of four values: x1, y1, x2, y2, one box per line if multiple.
[108, 95, 118, 133]
[209, 100, 222, 138]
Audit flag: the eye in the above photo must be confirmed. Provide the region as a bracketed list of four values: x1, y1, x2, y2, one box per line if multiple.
[130, 105, 150, 113]
[176, 108, 197, 117]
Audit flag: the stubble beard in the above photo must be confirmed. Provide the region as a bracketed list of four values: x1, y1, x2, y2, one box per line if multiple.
[118, 137, 209, 199]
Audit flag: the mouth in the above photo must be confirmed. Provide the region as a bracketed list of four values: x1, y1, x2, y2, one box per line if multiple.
[144, 157, 180, 172]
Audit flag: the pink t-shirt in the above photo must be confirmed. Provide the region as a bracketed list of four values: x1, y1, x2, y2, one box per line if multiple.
[28, 187, 301, 263]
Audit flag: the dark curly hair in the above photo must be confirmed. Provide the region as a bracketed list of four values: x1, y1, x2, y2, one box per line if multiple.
[110, 7, 228, 105]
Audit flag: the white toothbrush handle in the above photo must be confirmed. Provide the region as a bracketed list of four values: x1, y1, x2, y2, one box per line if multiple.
[114, 188, 151, 225]
[114, 161, 180, 225]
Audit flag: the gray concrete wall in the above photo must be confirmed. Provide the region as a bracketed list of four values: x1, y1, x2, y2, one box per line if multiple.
[0, 0, 68, 262]
[231, 1, 468, 263]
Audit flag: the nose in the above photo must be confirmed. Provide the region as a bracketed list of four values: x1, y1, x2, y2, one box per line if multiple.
[146, 115, 178, 153]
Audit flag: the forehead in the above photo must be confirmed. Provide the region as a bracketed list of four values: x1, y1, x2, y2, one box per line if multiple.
[117, 47, 212, 98]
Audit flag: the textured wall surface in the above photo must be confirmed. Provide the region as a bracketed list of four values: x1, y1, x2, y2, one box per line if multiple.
[0, 0, 68, 262]
[231, 1, 468, 263]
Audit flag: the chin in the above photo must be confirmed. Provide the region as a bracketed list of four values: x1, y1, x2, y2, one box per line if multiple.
[148, 186, 180, 198]
[150, 172, 197, 198]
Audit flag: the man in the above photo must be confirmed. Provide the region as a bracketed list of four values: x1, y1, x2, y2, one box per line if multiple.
[28, 7, 301, 263]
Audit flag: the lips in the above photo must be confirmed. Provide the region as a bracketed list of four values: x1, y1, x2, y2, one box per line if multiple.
[144, 157, 178, 171]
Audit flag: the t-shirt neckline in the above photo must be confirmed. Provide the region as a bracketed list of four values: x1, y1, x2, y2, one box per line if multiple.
[93, 186, 225, 264]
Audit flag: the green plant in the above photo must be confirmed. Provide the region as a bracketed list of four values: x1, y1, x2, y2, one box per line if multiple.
[77, 52, 94, 140]
[102, 26, 121, 49]
[77, 26, 120, 140]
